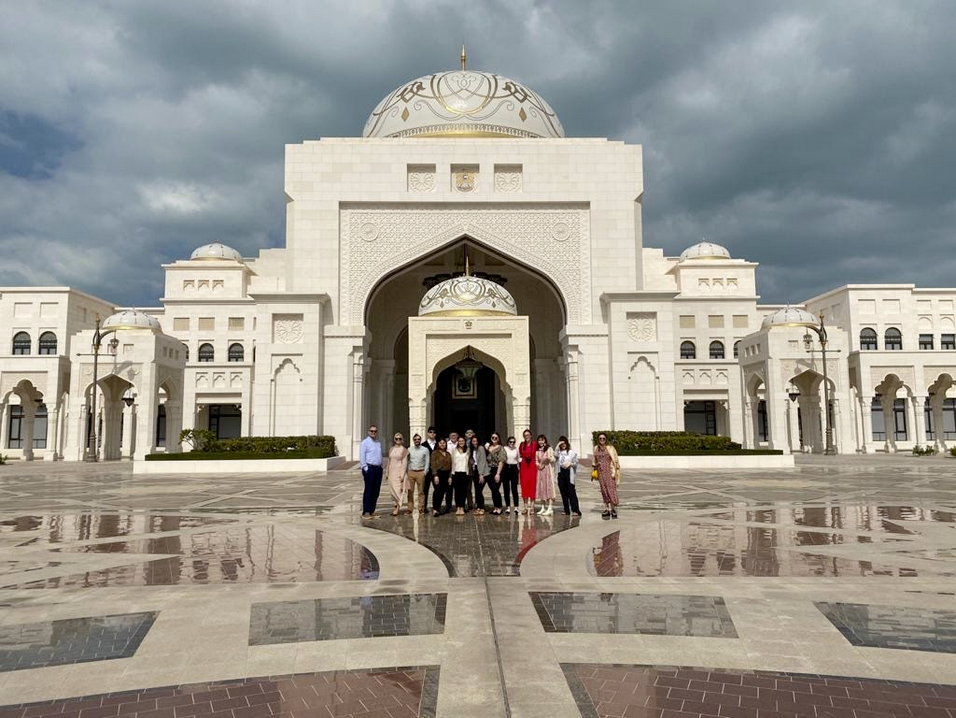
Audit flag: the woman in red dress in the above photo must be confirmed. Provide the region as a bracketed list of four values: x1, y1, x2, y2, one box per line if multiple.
[518, 429, 537, 515]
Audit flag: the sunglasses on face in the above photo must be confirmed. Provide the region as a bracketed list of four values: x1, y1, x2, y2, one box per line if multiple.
[508, 439, 515, 443]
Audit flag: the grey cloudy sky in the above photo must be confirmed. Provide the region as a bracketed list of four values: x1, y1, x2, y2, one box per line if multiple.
[1, 1, 954, 307]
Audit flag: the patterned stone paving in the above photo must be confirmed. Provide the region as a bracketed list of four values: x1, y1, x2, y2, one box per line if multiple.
[0, 456, 955, 717]
[0, 612, 157, 672]
[0, 667, 439, 718]
[531, 593, 738, 637]
[560, 664, 956, 718]
[816, 602, 956, 653]
[361, 511, 579, 576]
[249, 594, 447, 644]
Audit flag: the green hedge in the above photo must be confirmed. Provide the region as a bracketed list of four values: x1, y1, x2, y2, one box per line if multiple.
[615, 449, 783, 456]
[145, 448, 333, 462]
[591, 431, 746, 455]
[147, 435, 337, 461]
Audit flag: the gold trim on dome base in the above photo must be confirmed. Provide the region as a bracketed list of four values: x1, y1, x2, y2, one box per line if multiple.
[422, 308, 515, 317]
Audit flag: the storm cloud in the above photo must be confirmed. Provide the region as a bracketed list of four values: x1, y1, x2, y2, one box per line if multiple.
[1, 0, 954, 306]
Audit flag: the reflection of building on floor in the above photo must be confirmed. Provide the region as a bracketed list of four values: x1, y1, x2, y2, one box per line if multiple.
[2, 64, 955, 461]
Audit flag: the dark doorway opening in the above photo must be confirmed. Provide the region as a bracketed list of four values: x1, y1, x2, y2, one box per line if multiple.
[433, 365, 498, 441]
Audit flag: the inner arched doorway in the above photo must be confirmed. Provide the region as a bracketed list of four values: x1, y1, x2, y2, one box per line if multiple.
[432, 365, 506, 439]
[364, 237, 566, 442]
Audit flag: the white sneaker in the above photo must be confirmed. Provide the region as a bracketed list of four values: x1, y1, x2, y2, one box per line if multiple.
[535, 505, 545, 515]
[543, 506, 553, 516]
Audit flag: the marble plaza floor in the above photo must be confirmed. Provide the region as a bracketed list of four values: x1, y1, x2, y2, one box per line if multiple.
[0, 456, 955, 718]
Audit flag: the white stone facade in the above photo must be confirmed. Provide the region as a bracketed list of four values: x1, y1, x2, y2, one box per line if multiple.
[2, 67, 954, 461]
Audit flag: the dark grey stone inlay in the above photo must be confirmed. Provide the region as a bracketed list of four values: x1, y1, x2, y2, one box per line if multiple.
[816, 601, 956, 653]
[531, 592, 738, 637]
[0, 611, 157, 672]
[249, 593, 447, 644]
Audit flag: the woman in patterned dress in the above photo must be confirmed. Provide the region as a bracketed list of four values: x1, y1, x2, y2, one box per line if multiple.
[534, 434, 556, 516]
[592, 432, 620, 519]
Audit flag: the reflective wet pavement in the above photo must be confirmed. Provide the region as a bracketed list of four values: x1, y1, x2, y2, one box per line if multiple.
[1, 456, 955, 717]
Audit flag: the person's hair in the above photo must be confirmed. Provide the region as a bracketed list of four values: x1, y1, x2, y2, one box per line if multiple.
[558, 435, 570, 450]
[507, 435, 516, 443]
[368, 424, 378, 431]
[597, 433, 608, 443]
[413, 433, 421, 440]
[427, 426, 436, 432]
[456, 436, 468, 451]
[490, 432, 500, 443]
[522, 429, 532, 439]
[437, 438, 447, 450]
[537, 434, 549, 448]
[469, 435, 480, 446]
[393, 433, 403, 442]
[449, 431, 458, 438]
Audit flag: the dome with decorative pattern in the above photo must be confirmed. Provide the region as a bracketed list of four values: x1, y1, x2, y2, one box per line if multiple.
[102, 309, 163, 333]
[680, 240, 732, 261]
[190, 242, 243, 261]
[761, 306, 819, 329]
[363, 66, 564, 139]
[419, 275, 517, 317]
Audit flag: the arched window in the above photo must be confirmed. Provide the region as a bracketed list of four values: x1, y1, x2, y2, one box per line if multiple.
[885, 328, 902, 351]
[228, 343, 244, 362]
[733, 340, 741, 359]
[680, 341, 696, 359]
[38, 332, 57, 355]
[12, 332, 30, 355]
[860, 328, 878, 351]
[709, 340, 725, 359]
[198, 343, 215, 363]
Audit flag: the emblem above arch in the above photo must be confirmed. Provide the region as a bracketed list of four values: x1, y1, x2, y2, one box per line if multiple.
[342, 205, 590, 326]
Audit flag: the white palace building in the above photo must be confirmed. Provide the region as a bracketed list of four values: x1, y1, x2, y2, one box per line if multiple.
[2, 60, 956, 462]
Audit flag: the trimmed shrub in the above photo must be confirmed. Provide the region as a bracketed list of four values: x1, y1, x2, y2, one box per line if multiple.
[591, 431, 742, 455]
[145, 448, 332, 462]
[204, 435, 337, 456]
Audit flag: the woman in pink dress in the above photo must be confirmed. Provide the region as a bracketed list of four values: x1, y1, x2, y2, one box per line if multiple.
[534, 434, 556, 516]
[518, 429, 537, 515]
[385, 433, 409, 516]
[592, 432, 620, 519]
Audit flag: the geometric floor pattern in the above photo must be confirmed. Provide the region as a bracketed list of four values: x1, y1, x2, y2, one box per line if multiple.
[1, 454, 956, 717]
[560, 663, 956, 718]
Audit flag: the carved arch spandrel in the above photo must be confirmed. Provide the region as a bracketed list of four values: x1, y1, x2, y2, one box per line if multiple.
[342, 206, 589, 326]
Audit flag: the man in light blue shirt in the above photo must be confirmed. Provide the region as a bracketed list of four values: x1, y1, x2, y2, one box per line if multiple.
[406, 433, 430, 513]
[359, 425, 383, 519]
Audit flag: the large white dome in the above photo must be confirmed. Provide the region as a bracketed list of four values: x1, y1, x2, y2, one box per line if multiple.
[419, 275, 518, 317]
[363, 69, 564, 139]
[102, 309, 163, 333]
[761, 306, 819, 329]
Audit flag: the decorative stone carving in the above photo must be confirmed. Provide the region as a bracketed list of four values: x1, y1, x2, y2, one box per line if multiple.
[273, 314, 304, 344]
[550, 221, 570, 242]
[342, 206, 589, 324]
[494, 168, 522, 193]
[407, 167, 436, 193]
[626, 312, 656, 342]
[359, 222, 379, 242]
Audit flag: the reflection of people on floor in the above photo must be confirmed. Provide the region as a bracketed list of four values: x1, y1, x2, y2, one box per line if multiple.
[592, 531, 624, 577]
[385, 433, 409, 516]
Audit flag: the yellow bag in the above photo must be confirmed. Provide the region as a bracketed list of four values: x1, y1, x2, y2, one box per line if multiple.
[591, 467, 599, 481]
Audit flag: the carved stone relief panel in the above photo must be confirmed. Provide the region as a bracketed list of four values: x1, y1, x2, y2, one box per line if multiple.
[626, 312, 657, 342]
[407, 164, 436, 193]
[273, 314, 304, 344]
[494, 164, 522, 193]
[342, 206, 590, 324]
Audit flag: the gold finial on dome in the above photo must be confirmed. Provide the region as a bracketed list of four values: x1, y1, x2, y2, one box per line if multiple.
[460, 45, 467, 70]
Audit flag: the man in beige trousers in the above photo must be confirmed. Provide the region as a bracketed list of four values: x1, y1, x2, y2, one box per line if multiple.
[406, 433, 430, 513]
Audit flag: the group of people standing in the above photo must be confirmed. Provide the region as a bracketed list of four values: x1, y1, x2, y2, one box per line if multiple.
[358, 425, 622, 520]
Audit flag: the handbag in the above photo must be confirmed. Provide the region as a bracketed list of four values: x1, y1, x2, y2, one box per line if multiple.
[591, 467, 599, 481]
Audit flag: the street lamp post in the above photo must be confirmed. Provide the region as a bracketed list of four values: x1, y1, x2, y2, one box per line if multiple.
[803, 312, 835, 455]
[85, 317, 119, 462]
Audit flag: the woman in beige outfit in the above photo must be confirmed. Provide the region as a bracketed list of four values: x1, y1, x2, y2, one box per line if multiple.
[386, 433, 409, 516]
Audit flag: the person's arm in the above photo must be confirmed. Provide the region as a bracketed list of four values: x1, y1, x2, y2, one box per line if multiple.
[423, 448, 430, 475]
[359, 439, 368, 471]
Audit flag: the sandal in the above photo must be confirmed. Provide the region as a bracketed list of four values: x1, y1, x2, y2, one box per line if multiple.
[601, 511, 611, 519]
[611, 510, 618, 519]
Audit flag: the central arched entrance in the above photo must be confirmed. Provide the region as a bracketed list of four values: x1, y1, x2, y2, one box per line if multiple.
[364, 237, 566, 442]
[432, 365, 506, 439]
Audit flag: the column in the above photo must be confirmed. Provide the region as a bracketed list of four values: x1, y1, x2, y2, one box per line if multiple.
[47, 407, 60, 460]
[882, 398, 895, 453]
[766, 389, 791, 454]
[350, 352, 365, 460]
[742, 399, 754, 449]
[858, 395, 873, 453]
[912, 396, 927, 448]
[121, 403, 135, 458]
[932, 396, 946, 452]
[21, 402, 36, 461]
[566, 349, 581, 453]
[787, 397, 801, 452]
[165, 401, 183, 453]
[0, 403, 9, 452]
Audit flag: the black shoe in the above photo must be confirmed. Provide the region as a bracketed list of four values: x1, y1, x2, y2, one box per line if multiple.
[611, 510, 618, 519]
[601, 511, 611, 519]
